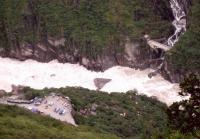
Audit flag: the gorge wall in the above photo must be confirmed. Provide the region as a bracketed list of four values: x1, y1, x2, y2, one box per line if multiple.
[163, 0, 200, 82]
[0, 0, 173, 69]
[0, 0, 198, 82]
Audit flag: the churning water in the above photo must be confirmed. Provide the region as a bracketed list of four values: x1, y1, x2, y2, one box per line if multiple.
[0, 57, 182, 105]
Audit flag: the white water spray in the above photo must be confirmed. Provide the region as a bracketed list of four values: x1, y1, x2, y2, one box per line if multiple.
[0, 57, 182, 105]
[0, 1, 188, 106]
[168, 0, 187, 46]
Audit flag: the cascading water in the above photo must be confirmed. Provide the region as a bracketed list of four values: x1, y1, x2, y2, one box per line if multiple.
[0, 57, 181, 105]
[145, 0, 187, 81]
[0, 0, 189, 106]
[168, 0, 187, 47]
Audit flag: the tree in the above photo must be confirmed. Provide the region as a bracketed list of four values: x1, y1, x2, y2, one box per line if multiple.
[167, 74, 200, 137]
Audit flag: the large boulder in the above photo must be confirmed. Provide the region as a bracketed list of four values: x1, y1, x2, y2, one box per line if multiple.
[94, 78, 111, 90]
[11, 85, 26, 95]
[0, 90, 6, 97]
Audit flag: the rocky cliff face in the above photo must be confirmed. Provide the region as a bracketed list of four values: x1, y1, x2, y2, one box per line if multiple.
[0, 37, 153, 71]
[162, 0, 193, 82]
[1, 0, 192, 82]
[178, 0, 192, 14]
[0, 0, 173, 71]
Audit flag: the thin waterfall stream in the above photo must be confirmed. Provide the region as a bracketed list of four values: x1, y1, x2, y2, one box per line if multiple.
[149, 0, 187, 76]
[168, 0, 187, 46]
[0, 1, 188, 105]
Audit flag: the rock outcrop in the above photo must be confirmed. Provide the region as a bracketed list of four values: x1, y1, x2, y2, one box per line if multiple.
[0, 37, 155, 72]
[11, 85, 26, 95]
[94, 78, 111, 90]
[0, 0, 192, 83]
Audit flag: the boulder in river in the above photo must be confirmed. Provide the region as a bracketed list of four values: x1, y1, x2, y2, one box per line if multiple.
[94, 78, 111, 90]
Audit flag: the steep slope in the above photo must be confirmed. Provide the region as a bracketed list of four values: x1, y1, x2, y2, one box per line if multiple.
[164, 0, 200, 82]
[0, 0, 198, 82]
[0, 0, 173, 70]
[0, 104, 119, 139]
[21, 87, 169, 138]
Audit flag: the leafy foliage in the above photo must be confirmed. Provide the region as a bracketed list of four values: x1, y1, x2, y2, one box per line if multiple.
[167, 74, 200, 137]
[0, 0, 172, 58]
[166, 0, 200, 75]
[22, 87, 169, 138]
[2, 86, 200, 138]
[0, 104, 119, 139]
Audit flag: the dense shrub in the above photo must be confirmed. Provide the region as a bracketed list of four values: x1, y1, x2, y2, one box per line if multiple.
[22, 87, 169, 138]
[0, 104, 118, 139]
[0, 0, 172, 58]
[166, 0, 200, 76]
[2, 86, 200, 138]
[167, 74, 200, 137]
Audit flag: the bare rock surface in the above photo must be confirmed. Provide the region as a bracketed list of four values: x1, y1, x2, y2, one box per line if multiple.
[11, 85, 26, 95]
[94, 78, 111, 90]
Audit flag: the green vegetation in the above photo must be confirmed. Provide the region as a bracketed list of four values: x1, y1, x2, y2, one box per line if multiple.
[0, 0, 172, 58]
[1, 86, 200, 138]
[0, 104, 119, 139]
[22, 87, 169, 138]
[151, 131, 200, 139]
[166, 0, 200, 75]
[167, 74, 200, 138]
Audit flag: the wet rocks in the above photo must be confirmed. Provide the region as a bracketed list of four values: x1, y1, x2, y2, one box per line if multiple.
[94, 78, 111, 90]
[79, 103, 98, 116]
[177, 0, 192, 14]
[11, 85, 26, 95]
[0, 90, 5, 97]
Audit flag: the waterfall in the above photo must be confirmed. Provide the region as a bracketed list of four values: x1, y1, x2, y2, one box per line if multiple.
[167, 0, 187, 47]
[146, 0, 187, 79]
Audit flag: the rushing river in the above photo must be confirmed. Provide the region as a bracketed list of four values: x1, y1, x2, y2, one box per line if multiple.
[0, 57, 182, 105]
[0, 1, 187, 105]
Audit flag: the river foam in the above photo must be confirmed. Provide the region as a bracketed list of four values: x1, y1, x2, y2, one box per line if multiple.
[0, 57, 182, 105]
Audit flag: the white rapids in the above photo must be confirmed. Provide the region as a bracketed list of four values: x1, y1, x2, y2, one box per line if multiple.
[0, 57, 182, 105]
[168, 0, 187, 46]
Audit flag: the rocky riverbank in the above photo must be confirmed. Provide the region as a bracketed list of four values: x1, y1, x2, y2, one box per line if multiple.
[0, 0, 195, 83]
